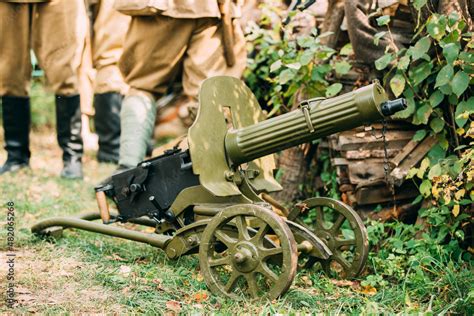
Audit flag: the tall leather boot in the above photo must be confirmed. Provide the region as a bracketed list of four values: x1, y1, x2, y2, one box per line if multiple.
[0, 96, 31, 174]
[94, 92, 122, 164]
[55, 95, 84, 179]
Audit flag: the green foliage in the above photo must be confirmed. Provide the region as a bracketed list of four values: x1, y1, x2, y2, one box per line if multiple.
[245, 6, 473, 313]
[375, 10, 473, 260]
[364, 219, 473, 314]
[244, 6, 350, 116]
[361, 10, 474, 313]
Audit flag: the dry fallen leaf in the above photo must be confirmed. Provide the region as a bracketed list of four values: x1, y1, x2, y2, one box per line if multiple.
[152, 279, 164, 290]
[106, 254, 127, 262]
[166, 300, 181, 312]
[121, 286, 132, 294]
[196, 273, 204, 282]
[152, 279, 162, 285]
[134, 257, 150, 265]
[360, 285, 377, 296]
[301, 276, 313, 287]
[330, 279, 355, 287]
[454, 189, 466, 200]
[193, 291, 208, 303]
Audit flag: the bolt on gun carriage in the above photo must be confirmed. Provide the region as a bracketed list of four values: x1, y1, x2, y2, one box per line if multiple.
[32, 76, 405, 300]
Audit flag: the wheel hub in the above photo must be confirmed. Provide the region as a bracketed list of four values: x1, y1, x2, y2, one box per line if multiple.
[231, 241, 259, 272]
[318, 231, 335, 249]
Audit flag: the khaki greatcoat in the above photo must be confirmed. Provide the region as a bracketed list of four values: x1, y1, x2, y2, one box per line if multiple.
[118, 0, 247, 100]
[0, 0, 88, 97]
[79, 0, 130, 115]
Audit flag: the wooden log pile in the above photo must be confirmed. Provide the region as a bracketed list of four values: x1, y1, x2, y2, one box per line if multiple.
[327, 122, 435, 221]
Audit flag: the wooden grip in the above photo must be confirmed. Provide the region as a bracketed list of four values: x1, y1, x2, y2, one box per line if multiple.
[96, 191, 110, 224]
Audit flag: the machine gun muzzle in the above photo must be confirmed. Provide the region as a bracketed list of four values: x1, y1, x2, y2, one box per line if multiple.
[225, 82, 406, 167]
[380, 99, 407, 116]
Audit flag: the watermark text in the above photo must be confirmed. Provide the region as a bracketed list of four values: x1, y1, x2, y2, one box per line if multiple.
[5, 201, 16, 308]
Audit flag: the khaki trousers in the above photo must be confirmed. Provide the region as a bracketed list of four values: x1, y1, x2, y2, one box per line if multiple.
[79, 0, 130, 115]
[119, 15, 246, 99]
[91, 0, 129, 94]
[0, 0, 88, 97]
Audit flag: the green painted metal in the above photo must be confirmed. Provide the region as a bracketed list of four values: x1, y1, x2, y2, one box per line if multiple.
[225, 82, 388, 166]
[77, 212, 158, 228]
[289, 197, 369, 279]
[199, 204, 298, 300]
[285, 220, 332, 260]
[190, 77, 391, 198]
[169, 185, 252, 221]
[31, 217, 171, 248]
[165, 219, 212, 259]
[188, 76, 282, 198]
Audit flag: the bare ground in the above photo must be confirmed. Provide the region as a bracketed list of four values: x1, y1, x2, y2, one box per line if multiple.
[0, 248, 123, 314]
[0, 130, 122, 314]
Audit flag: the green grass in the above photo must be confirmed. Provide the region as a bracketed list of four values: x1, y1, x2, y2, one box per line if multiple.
[30, 79, 56, 130]
[0, 88, 472, 314]
[1, 141, 471, 315]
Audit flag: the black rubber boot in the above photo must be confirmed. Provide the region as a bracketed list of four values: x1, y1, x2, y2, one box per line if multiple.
[0, 96, 31, 175]
[55, 95, 84, 179]
[94, 92, 122, 164]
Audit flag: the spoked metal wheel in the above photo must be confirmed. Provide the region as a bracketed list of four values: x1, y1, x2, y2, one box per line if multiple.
[199, 204, 298, 300]
[289, 197, 369, 279]
[285, 220, 332, 270]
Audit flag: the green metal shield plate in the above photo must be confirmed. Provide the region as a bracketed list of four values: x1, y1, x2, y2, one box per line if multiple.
[188, 76, 282, 197]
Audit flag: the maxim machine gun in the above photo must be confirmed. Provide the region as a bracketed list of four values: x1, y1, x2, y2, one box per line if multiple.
[33, 77, 405, 300]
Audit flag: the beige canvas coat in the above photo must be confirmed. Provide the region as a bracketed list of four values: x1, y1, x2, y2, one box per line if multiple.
[0, 0, 50, 3]
[0, 0, 88, 96]
[114, 0, 242, 18]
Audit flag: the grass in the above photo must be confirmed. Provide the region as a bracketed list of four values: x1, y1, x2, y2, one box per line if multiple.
[0, 84, 472, 314]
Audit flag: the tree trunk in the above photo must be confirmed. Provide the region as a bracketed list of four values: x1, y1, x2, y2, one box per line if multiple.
[272, 145, 308, 205]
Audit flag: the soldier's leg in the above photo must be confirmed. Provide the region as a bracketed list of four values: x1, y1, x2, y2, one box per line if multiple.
[78, 16, 98, 152]
[33, 0, 88, 179]
[92, 0, 130, 163]
[117, 16, 193, 168]
[0, 3, 32, 174]
[182, 17, 247, 109]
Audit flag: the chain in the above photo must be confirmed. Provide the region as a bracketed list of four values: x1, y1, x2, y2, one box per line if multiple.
[381, 120, 390, 185]
[371, 120, 397, 208]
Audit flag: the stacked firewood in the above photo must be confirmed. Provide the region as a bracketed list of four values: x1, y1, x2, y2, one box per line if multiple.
[326, 122, 436, 221]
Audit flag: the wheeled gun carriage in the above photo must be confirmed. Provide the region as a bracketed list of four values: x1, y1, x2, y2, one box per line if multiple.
[32, 76, 405, 300]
